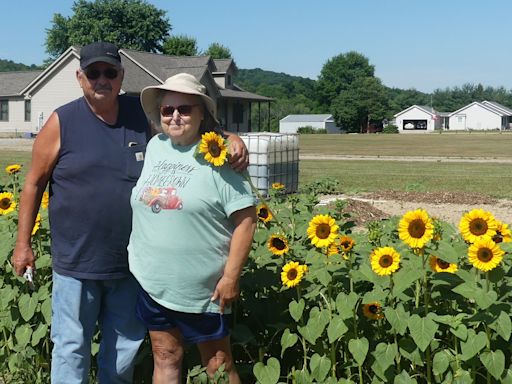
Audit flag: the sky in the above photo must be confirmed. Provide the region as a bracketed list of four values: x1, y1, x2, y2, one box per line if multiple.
[2, 0, 512, 93]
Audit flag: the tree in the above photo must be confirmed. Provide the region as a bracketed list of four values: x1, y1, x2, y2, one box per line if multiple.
[162, 35, 199, 56]
[204, 43, 232, 59]
[316, 51, 375, 107]
[45, 0, 171, 59]
[331, 77, 389, 132]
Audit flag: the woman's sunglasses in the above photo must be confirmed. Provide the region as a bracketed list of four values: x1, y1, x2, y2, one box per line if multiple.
[160, 104, 198, 117]
[84, 67, 119, 80]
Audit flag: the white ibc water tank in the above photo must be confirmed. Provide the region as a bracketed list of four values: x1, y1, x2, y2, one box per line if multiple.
[240, 132, 299, 196]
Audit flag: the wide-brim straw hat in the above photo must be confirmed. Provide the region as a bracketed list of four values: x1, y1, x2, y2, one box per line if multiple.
[140, 73, 219, 127]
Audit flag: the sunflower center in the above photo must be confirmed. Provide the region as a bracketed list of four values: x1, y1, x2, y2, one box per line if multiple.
[469, 219, 488, 236]
[477, 248, 493, 262]
[379, 255, 393, 268]
[208, 142, 221, 157]
[0, 198, 11, 209]
[369, 304, 379, 314]
[437, 259, 450, 269]
[408, 219, 426, 238]
[287, 268, 298, 280]
[316, 224, 331, 239]
[272, 238, 286, 250]
[258, 208, 268, 219]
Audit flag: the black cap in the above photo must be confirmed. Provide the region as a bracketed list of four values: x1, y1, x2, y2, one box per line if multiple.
[80, 41, 121, 69]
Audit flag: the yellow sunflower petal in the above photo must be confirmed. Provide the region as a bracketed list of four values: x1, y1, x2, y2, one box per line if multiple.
[5, 164, 22, 174]
[198, 131, 228, 166]
[267, 234, 289, 256]
[468, 237, 504, 272]
[256, 203, 272, 223]
[307, 214, 339, 248]
[362, 302, 384, 320]
[398, 209, 434, 249]
[281, 261, 306, 288]
[370, 246, 401, 276]
[459, 209, 497, 244]
[429, 256, 458, 273]
[0, 192, 17, 215]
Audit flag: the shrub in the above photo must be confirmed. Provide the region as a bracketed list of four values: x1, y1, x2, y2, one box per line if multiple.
[382, 124, 399, 134]
[297, 126, 327, 134]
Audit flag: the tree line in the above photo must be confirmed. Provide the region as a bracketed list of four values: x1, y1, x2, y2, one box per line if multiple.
[3, 0, 512, 132]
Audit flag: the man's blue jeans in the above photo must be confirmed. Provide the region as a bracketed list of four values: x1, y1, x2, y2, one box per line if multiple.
[50, 271, 147, 384]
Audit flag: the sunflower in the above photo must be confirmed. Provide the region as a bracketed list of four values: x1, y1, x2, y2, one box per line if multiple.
[271, 182, 285, 190]
[398, 209, 434, 249]
[281, 261, 307, 288]
[339, 235, 355, 252]
[327, 235, 354, 259]
[6, 164, 22, 174]
[362, 302, 384, 320]
[267, 234, 289, 255]
[0, 192, 16, 215]
[493, 220, 512, 243]
[370, 246, 401, 276]
[429, 256, 458, 273]
[41, 191, 50, 209]
[198, 131, 228, 166]
[256, 203, 272, 223]
[32, 213, 42, 236]
[459, 209, 497, 244]
[468, 237, 504, 272]
[307, 214, 339, 248]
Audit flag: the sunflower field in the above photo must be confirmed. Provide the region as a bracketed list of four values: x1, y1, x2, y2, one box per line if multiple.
[3, 156, 512, 383]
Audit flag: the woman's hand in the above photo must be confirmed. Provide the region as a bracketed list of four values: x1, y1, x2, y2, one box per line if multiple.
[211, 275, 240, 314]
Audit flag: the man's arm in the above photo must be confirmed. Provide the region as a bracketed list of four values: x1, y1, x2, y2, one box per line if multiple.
[12, 112, 61, 276]
[222, 130, 249, 172]
[211, 206, 256, 313]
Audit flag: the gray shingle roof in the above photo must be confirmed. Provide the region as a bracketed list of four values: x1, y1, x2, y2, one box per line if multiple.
[0, 70, 43, 96]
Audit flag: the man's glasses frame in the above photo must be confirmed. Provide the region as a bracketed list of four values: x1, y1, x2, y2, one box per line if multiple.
[160, 104, 199, 117]
[83, 67, 120, 80]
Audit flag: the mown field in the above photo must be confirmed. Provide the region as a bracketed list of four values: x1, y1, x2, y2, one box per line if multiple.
[2, 132, 512, 198]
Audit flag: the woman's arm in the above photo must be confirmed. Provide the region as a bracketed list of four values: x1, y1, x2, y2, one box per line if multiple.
[211, 206, 256, 313]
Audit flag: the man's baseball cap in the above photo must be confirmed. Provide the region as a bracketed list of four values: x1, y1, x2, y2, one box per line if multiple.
[80, 41, 122, 69]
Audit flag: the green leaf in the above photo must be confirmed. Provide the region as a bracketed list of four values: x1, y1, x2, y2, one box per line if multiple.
[391, 266, 423, 296]
[348, 337, 369, 366]
[460, 330, 487, 361]
[289, 299, 305, 322]
[335, 291, 358, 320]
[31, 323, 48, 346]
[452, 282, 479, 299]
[489, 311, 512, 341]
[479, 350, 505, 380]
[313, 268, 332, 287]
[473, 289, 498, 310]
[450, 324, 468, 341]
[502, 369, 512, 384]
[327, 315, 348, 343]
[280, 329, 298, 357]
[372, 342, 397, 372]
[393, 370, 417, 383]
[41, 298, 52, 324]
[434, 241, 461, 264]
[15, 324, 32, 348]
[407, 314, 438, 352]
[253, 358, 280, 384]
[384, 304, 409, 335]
[309, 353, 331, 382]
[18, 293, 38, 322]
[432, 349, 452, 376]
[452, 369, 472, 384]
[298, 308, 329, 345]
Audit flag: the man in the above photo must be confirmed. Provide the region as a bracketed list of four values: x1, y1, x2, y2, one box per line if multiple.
[12, 41, 248, 384]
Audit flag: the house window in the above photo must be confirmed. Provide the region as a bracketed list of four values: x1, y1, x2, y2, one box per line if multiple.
[233, 103, 243, 124]
[227, 75, 232, 87]
[0, 100, 8, 121]
[25, 100, 31, 122]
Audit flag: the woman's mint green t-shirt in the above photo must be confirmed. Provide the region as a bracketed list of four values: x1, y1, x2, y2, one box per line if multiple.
[128, 134, 256, 314]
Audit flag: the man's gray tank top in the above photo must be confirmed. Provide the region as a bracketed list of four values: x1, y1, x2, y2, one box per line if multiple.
[49, 95, 150, 279]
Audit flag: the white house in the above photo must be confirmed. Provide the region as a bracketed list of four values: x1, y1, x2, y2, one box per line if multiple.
[0, 46, 272, 136]
[448, 101, 512, 131]
[279, 114, 338, 134]
[393, 105, 443, 133]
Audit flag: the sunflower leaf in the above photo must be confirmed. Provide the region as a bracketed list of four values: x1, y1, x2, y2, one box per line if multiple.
[335, 292, 359, 319]
[407, 314, 438, 352]
[348, 337, 369, 366]
[480, 350, 505, 380]
[394, 369, 417, 384]
[384, 303, 409, 336]
[253, 357, 280, 384]
[460, 330, 487, 361]
[372, 342, 397, 372]
[489, 311, 512, 341]
[433, 241, 460, 264]
[288, 299, 305, 322]
[432, 349, 452, 376]
[473, 289, 498, 310]
[327, 315, 348, 343]
[309, 353, 331, 383]
[280, 328, 298, 358]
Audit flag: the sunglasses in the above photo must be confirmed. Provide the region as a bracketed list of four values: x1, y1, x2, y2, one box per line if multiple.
[160, 104, 198, 117]
[84, 67, 119, 80]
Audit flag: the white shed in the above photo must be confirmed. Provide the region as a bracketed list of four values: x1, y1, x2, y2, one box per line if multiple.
[448, 101, 512, 131]
[279, 114, 339, 134]
[394, 105, 442, 133]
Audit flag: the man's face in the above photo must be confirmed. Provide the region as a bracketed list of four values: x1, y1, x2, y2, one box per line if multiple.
[77, 62, 124, 104]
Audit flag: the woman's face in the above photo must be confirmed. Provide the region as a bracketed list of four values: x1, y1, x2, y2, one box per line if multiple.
[160, 91, 204, 145]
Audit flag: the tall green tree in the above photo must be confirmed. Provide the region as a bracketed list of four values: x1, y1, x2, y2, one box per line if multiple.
[45, 0, 171, 59]
[162, 35, 199, 56]
[204, 43, 232, 59]
[331, 76, 389, 132]
[316, 51, 375, 107]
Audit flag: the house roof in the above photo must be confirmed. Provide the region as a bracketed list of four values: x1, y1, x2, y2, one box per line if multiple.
[280, 114, 334, 123]
[449, 101, 506, 117]
[394, 104, 438, 118]
[219, 85, 273, 102]
[0, 70, 43, 97]
[482, 100, 512, 115]
[213, 59, 236, 74]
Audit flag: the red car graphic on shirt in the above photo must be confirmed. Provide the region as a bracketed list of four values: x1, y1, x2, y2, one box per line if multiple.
[140, 187, 183, 213]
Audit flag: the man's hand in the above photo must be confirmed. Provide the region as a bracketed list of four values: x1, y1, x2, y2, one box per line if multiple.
[211, 275, 240, 314]
[12, 243, 36, 276]
[226, 135, 249, 172]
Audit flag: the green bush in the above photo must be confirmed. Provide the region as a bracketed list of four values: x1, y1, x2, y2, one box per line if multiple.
[297, 126, 327, 134]
[382, 124, 399, 134]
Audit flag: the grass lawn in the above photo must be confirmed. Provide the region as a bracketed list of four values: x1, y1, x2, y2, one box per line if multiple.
[2, 133, 511, 198]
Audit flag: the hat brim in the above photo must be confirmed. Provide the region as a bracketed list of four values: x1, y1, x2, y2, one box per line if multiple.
[80, 56, 122, 69]
[140, 82, 219, 127]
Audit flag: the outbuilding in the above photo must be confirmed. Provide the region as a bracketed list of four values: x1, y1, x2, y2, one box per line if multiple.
[394, 105, 443, 133]
[279, 114, 338, 134]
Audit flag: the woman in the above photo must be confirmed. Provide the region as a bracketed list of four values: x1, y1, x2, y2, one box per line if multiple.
[128, 73, 256, 384]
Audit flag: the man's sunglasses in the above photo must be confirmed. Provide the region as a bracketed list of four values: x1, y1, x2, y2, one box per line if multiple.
[160, 104, 198, 117]
[84, 67, 119, 80]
